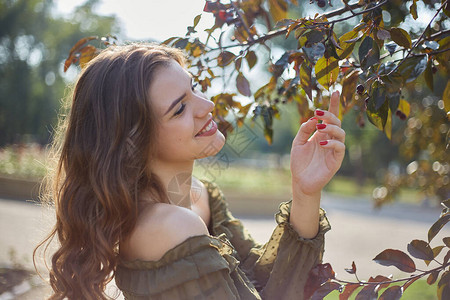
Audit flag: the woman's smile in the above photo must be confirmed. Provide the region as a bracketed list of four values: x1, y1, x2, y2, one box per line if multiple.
[195, 118, 217, 137]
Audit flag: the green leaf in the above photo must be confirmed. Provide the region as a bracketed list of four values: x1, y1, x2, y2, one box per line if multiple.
[424, 59, 434, 91]
[367, 81, 389, 132]
[358, 36, 373, 64]
[428, 213, 450, 242]
[398, 56, 428, 83]
[379, 285, 402, 300]
[245, 51, 257, 69]
[390, 27, 412, 49]
[315, 56, 339, 91]
[373, 81, 387, 110]
[361, 42, 380, 70]
[373, 249, 416, 273]
[337, 31, 359, 59]
[236, 73, 251, 97]
[300, 62, 313, 101]
[407, 239, 434, 260]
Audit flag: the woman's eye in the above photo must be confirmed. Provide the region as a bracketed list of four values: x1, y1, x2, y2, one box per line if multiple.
[174, 103, 186, 116]
[191, 82, 198, 91]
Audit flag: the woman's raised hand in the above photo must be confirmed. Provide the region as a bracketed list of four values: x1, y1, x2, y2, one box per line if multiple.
[290, 91, 345, 198]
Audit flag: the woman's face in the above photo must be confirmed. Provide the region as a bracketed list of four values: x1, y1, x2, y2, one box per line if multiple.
[148, 60, 226, 165]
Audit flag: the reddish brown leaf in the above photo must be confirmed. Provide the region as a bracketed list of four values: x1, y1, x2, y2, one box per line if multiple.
[245, 51, 257, 69]
[443, 237, 450, 247]
[236, 73, 251, 97]
[344, 261, 357, 275]
[428, 213, 450, 242]
[217, 51, 236, 67]
[403, 276, 420, 291]
[444, 250, 450, 265]
[438, 271, 450, 300]
[339, 283, 361, 300]
[379, 285, 403, 300]
[305, 263, 336, 299]
[369, 275, 392, 289]
[355, 284, 377, 300]
[373, 249, 416, 273]
[68, 36, 97, 57]
[340, 70, 359, 108]
[427, 270, 440, 285]
[311, 282, 341, 300]
[407, 239, 434, 261]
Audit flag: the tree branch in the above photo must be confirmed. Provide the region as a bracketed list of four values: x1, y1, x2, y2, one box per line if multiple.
[210, 0, 388, 51]
[388, 0, 448, 76]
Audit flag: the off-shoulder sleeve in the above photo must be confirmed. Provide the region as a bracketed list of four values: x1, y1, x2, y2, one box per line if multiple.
[203, 181, 331, 299]
[115, 235, 261, 300]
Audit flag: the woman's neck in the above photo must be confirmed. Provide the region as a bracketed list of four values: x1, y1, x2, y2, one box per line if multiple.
[150, 160, 195, 208]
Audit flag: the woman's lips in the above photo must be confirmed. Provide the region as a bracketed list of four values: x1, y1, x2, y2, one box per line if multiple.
[195, 119, 217, 137]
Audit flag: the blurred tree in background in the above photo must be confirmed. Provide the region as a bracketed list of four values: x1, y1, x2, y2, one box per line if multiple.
[0, 0, 119, 145]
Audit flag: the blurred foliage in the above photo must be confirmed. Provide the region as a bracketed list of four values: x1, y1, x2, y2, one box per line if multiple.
[0, 144, 47, 179]
[0, 0, 119, 145]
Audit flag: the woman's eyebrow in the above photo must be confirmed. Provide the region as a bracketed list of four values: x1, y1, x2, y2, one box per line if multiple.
[164, 93, 186, 116]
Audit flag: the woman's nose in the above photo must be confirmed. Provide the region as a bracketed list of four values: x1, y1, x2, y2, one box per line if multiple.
[193, 92, 214, 117]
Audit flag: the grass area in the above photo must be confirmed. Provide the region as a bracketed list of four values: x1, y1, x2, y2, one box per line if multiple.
[194, 163, 424, 204]
[324, 280, 436, 299]
[193, 163, 292, 195]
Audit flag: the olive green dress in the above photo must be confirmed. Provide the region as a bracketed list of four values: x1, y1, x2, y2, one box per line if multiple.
[115, 181, 331, 300]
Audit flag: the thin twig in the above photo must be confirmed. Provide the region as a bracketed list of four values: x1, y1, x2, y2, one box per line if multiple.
[231, 2, 255, 43]
[209, 0, 387, 51]
[333, 261, 450, 286]
[387, 0, 448, 76]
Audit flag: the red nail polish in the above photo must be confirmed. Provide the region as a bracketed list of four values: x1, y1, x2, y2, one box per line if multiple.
[316, 124, 326, 130]
[320, 140, 328, 145]
[316, 110, 325, 116]
[309, 117, 318, 121]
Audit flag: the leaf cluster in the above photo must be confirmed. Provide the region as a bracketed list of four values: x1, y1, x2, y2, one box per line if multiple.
[306, 199, 450, 299]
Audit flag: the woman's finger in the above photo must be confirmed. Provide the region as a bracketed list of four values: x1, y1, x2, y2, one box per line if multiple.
[328, 90, 340, 117]
[316, 123, 346, 143]
[315, 109, 341, 127]
[293, 117, 318, 145]
[319, 139, 346, 156]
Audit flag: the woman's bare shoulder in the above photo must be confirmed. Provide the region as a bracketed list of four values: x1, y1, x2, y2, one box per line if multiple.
[121, 203, 209, 262]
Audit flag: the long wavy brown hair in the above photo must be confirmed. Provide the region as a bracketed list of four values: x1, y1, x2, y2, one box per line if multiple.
[34, 43, 185, 299]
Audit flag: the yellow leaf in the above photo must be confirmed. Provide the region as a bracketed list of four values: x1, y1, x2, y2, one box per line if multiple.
[315, 56, 339, 91]
[384, 110, 392, 140]
[443, 80, 450, 113]
[269, 0, 287, 23]
[398, 99, 410, 118]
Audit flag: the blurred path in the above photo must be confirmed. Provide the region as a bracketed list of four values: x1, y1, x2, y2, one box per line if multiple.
[1, 193, 449, 298]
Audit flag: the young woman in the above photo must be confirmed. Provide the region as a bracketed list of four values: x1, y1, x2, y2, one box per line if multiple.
[35, 43, 345, 299]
